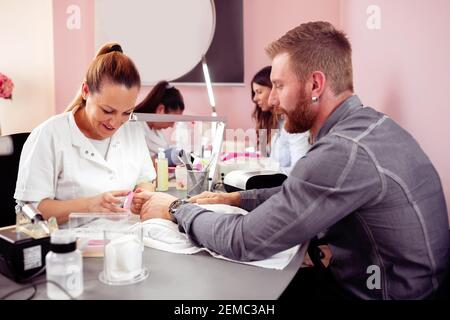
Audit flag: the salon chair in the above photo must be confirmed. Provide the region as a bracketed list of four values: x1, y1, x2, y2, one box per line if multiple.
[0, 132, 30, 227]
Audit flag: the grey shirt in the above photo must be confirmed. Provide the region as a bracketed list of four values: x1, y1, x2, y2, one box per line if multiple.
[174, 95, 449, 299]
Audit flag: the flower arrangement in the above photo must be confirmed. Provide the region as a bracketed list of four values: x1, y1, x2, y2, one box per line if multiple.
[0, 73, 14, 99]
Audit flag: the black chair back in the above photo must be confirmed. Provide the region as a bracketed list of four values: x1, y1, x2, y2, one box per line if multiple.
[0, 132, 30, 227]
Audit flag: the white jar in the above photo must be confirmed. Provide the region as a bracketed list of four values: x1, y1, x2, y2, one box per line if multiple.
[46, 230, 83, 299]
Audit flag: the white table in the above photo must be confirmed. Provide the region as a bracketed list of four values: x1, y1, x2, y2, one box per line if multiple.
[0, 188, 305, 299]
[0, 245, 305, 300]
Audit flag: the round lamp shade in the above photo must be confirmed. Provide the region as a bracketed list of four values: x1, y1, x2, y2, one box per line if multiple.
[95, 0, 215, 84]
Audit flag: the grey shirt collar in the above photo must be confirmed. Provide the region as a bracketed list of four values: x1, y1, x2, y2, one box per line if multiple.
[316, 95, 363, 141]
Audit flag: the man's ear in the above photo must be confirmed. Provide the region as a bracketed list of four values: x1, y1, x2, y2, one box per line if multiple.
[81, 82, 89, 100]
[311, 71, 326, 99]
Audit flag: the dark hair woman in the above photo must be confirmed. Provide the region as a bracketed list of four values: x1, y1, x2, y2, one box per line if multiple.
[251, 66, 310, 174]
[135, 80, 185, 165]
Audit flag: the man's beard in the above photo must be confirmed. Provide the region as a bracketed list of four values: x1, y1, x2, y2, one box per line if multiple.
[279, 87, 316, 134]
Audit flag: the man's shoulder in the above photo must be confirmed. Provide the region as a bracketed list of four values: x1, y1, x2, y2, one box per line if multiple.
[291, 135, 354, 175]
[292, 129, 378, 181]
[330, 106, 387, 140]
[311, 133, 355, 154]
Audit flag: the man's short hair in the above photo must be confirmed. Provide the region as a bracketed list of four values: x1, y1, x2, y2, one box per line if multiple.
[266, 21, 354, 95]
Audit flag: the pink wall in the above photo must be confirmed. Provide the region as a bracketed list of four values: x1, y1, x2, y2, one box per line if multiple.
[340, 0, 450, 217]
[51, 0, 449, 217]
[52, 0, 340, 126]
[53, 0, 94, 113]
[177, 0, 341, 130]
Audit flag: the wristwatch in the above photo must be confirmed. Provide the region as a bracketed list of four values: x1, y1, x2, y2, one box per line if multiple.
[168, 198, 189, 217]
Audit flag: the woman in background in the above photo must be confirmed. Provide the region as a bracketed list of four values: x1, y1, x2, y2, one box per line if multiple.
[134, 80, 185, 166]
[252, 65, 280, 157]
[14, 43, 155, 224]
[251, 66, 310, 174]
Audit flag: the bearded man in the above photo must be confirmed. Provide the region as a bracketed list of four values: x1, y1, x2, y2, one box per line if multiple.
[135, 21, 449, 300]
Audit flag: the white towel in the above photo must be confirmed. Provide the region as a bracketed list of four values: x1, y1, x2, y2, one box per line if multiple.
[142, 204, 303, 270]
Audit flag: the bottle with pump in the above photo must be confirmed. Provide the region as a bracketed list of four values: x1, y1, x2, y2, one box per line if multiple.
[46, 230, 83, 299]
[156, 147, 168, 191]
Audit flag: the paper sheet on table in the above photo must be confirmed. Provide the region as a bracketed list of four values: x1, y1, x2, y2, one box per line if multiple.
[142, 204, 305, 270]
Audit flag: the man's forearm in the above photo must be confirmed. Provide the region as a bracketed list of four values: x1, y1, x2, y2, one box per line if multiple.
[239, 186, 282, 211]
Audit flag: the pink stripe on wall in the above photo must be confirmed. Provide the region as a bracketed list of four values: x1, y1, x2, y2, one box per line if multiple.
[53, 0, 94, 113]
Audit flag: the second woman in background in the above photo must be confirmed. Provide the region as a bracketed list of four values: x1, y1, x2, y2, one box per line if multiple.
[135, 80, 185, 166]
[251, 66, 310, 174]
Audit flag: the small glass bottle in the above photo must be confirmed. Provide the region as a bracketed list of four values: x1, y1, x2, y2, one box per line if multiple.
[46, 230, 83, 299]
[175, 164, 187, 190]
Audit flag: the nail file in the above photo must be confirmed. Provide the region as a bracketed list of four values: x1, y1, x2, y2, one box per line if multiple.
[123, 192, 134, 210]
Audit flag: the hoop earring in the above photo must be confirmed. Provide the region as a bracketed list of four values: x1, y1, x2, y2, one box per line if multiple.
[312, 96, 319, 103]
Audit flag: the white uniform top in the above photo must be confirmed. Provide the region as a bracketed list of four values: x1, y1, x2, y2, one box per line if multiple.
[135, 122, 169, 157]
[14, 112, 156, 203]
[270, 119, 311, 175]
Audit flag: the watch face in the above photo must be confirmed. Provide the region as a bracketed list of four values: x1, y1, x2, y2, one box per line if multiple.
[170, 199, 182, 213]
[170, 199, 188, 214]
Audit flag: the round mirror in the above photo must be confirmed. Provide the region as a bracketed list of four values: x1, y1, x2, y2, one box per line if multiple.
[95, 0, 216, 84]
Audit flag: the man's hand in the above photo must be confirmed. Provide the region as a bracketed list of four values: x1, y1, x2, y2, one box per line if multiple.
[188, 191, 241, 207]
[131, 188, 152, 214]
[140, 192, 178, 221]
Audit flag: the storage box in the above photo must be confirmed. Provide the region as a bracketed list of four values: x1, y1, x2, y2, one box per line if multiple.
[0, 226, 50, 282]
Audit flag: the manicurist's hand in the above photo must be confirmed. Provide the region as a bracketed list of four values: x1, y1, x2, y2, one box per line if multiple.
[87, 190, 130, 213]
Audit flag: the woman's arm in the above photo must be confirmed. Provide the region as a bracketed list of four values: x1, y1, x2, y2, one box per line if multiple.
[38, 190, 130, 225]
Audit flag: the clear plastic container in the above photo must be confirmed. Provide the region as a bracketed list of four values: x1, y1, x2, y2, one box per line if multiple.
[46, 230, 83, 299]
[68, 213, 139, 257]
[99, 224, 148, 286]
[175, 164, 187, 190]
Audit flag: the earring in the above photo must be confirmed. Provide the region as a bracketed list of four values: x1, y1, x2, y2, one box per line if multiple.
[312, 96, 319, 103]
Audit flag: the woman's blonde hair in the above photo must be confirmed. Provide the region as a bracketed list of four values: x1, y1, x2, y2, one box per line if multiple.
[65, 43, 141, 112]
